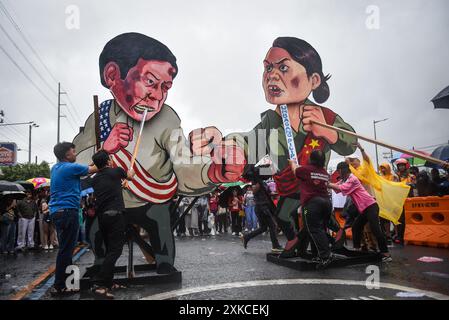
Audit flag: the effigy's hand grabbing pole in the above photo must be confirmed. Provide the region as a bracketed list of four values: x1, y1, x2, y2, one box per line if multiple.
[310, 120, 449, 169]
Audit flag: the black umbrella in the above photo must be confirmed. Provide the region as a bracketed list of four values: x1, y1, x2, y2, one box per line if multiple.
[80, 176, 93, 190]
[431, 85, 449, 109]
[14, 181, 35, 191]
[0, 180, 25, 192]
[218, 186, 244, 208]
[425, 144, 449, 169]
[0, 191, 26, 200]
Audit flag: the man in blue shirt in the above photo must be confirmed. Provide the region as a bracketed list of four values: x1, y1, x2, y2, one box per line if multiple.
[49, 142, 97, 296]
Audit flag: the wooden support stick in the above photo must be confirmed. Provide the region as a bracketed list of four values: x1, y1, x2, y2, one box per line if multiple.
[311, 120, 449, 168]
[93, 95, 101, 151]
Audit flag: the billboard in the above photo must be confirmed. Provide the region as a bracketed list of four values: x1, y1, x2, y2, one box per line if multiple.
[0, 142, 18, 166]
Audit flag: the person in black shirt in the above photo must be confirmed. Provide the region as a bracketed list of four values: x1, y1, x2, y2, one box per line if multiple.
[242, 181, 282, 253]
[90, 150, 134, 299]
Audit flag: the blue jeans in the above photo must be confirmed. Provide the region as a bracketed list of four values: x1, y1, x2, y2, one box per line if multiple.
[79, 220, 86, 243]
[51, 209, 80, 290]
[0, 221, 16, 252]
[245, 206, 257, 230]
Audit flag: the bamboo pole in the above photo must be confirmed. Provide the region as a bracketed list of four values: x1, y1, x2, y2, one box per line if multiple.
[129, 108, 148, 169]
[311, 120, 449, 168]
[123, 108, 148, 189]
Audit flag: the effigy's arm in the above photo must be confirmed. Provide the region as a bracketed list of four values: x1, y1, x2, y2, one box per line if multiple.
[72, 112, 97, 165]
[329, 114, 358, 156]
[163, 125, 217, 196]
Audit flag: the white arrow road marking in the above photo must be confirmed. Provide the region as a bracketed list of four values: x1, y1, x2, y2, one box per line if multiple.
[140, 278, 449, 300]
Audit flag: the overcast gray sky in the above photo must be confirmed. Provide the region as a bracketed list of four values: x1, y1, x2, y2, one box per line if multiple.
[0, 0, 448, 170]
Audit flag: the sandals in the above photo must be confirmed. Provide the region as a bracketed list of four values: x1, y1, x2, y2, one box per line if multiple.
[111, 283, 127, 290]
[92, 286, 115, 300]
[50, 286, 80, 297]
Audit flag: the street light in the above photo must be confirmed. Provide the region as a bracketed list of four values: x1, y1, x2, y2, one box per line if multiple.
[29, 122, 39, 164]
[373, 118, 388, 172]
[0, 120, 38, 164]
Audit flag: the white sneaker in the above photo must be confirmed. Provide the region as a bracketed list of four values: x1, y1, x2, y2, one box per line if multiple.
[49, 245, 54, 250]
[232, 232, 236, 236]
[44, 245, 49, 250]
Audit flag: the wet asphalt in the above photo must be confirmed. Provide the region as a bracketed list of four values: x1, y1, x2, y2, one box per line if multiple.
[1, 233, 449, 300]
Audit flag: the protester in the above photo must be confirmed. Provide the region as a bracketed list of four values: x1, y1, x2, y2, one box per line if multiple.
[287, 150, 336, 268]
[229, 189, 243, 236]
[90, 150, 134, 299]
[48, 142, 97, 296]
[243, 188, 257, 232]
[216, 203, 228, 234]
[16, 191, 39, 251]
[78, 202, 88, 246]
[0, 198, 17, 255]
[197, 195, 210, 236]
[440, 170, 449, 195]
[378, 162, 397, 245]
[208, 192, 219, 233]
[175, 196, 187, 237]
[40, 196, 58, 250]
[430, 168, 444, 185]
[416, 171, 438, 197]
[379, 162, 398, 182]
[190, 198, 200, 236]
[394, 158, 415, 245]
[182, 197, 199, 236]
[241, 181, 282, 253]
[329, 162, 392, 262]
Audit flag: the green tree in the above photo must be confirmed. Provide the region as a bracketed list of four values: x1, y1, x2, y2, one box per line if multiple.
[0, 162, 50, 181]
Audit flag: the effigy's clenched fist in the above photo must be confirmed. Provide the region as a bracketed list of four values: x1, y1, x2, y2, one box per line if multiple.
[103, 122, 134, 154]
[207, 141, 246, 183]
[189, 126, 223, 156]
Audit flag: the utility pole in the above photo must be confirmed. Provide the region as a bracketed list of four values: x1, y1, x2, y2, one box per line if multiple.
[57, 82, 67, 144]
[29, 124, 31, 163]
[28, 122, 39, 164]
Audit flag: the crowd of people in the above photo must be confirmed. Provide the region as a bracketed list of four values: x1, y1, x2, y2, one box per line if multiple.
[173, 188, 280, 239]
[2, 141, 448, 298]
[0, 187, 93, 255]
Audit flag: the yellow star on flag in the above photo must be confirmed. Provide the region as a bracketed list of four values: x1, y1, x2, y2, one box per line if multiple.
[309, 139, 320, 149]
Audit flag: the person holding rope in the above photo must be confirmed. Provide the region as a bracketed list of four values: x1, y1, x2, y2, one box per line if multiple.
[328, 162, 392, 262]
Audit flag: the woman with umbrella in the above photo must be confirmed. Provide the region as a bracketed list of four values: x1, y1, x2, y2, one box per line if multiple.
[0, 181, 26, 255]
[0, 197, 18, 254]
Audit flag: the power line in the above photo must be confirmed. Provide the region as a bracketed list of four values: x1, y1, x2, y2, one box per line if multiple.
[0, 21, 57, 96]
[64, 90, 84, 124]
[0, 43, 56, 108]
[1, 117, 49, 154]
[62, 116, 77, 134]
[0, 1, 85, 132]
[0, 0, 58, 84]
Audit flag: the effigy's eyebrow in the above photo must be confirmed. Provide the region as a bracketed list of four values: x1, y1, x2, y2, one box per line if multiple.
[145, 71, 160, 81]
[274, 58, 290, 65]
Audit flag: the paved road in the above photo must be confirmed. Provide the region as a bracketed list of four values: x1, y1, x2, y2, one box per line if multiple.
[2, 233, 449, 300]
